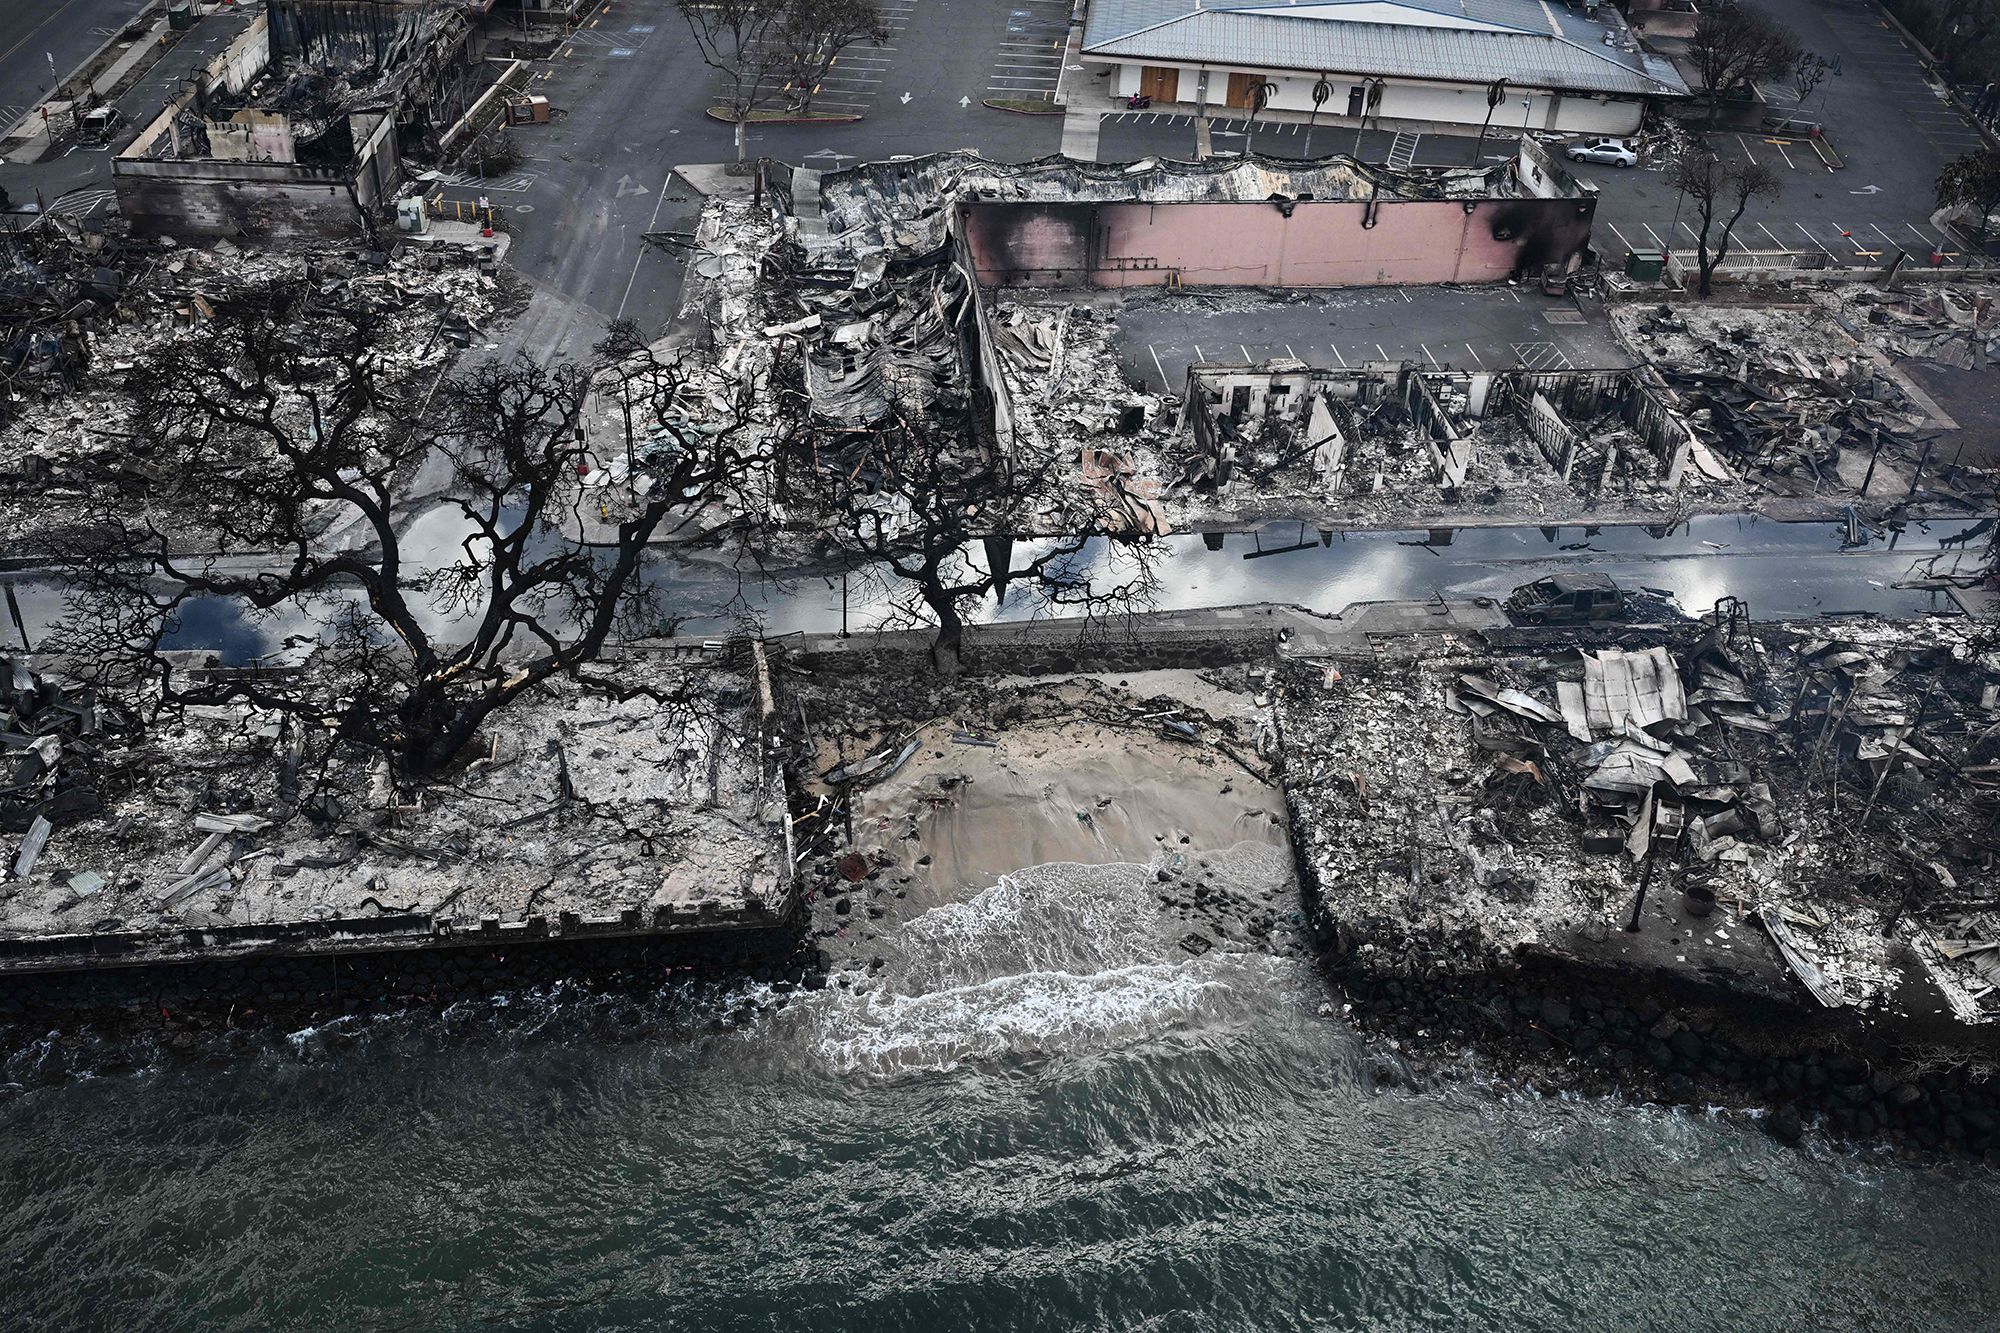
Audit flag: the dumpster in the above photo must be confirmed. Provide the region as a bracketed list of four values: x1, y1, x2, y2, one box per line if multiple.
[1625, 249, 1667, 281]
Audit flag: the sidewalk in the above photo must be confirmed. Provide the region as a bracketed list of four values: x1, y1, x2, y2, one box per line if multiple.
[672, 163, 760, 200]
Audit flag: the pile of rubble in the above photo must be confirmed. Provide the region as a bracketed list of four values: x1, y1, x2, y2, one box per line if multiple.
[3, 659, 114, 901]
[0, 217, 141, 437]
[1282, 608, 2000, 1021]
[985, 295, 1171, 532]
[1838, 283, 2000, 374]
[0, 651, 794, 960]
[1615, 295, 1999, 511]
[0, 236, 516, 550]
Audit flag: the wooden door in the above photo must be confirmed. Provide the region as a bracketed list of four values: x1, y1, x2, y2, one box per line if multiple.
[1226, 71, 1263, 109]
[1139, 66, 1179, 103]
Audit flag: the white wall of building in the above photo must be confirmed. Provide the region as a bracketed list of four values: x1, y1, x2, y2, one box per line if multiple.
[1102, 59, 1645, 136]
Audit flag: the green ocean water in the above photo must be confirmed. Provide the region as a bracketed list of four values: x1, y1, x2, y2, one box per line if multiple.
[2, 859, 1996, 1331]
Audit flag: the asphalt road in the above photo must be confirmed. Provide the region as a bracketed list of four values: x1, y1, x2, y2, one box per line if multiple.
[1097, 285, 1633, 389]
[4, 514, 1982, 653]
[472, 0, 1072, 359]
[0, 2, 258, 216]
[0, 0, 147, 134]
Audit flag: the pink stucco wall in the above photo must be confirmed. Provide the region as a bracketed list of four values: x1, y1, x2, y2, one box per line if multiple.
[964, 199, 1594, 288]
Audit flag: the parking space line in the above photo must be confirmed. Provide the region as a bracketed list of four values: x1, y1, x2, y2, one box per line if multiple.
[1796, 222, 1837, 257]
[1642, 224, 1667, 247]
[1466, 343, 1484, 368]
[1905, 222, 1941, 249]
[1147, 344, 1171, 391]
[1331, 345, 1348, 367]
[1737, 135, 1757, 164]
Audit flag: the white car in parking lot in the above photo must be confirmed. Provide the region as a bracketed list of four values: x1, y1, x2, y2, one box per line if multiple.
[1565, 137, 1640, 167]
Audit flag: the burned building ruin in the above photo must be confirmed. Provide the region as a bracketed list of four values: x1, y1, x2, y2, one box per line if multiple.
[112, 1, 489, 238]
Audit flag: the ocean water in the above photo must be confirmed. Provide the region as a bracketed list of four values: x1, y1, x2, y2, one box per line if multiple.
[2, 856, 1998, 1331]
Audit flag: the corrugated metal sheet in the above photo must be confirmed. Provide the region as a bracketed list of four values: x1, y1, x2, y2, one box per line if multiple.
[1082, 0, 1689, 98]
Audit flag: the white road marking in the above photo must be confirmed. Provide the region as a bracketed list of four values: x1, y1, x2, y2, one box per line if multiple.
[615, 175, 678, 322]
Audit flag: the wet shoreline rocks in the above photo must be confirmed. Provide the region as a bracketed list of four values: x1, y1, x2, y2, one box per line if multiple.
[0, 924, 829, 1049]
[1313, 920, 2000, 1161]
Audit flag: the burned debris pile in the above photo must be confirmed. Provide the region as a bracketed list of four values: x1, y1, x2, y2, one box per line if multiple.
[1615, 298, 1998, 513]
[0, 238, 512, 551]
[3, 659, 116, 895]
[0, 218, 137, 438]
[0, 651, 797, 968]
[1282, 607, 2000, 1023]
[154, 0, 479, 168]
[1842, 284, 2000, 374]
[1159, 361, 1724, 526]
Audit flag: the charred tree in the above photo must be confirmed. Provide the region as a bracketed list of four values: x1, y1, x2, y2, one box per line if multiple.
[47, 278, 764, 788]
[799, 411, 1162, 674]
[677, 0, 795, 163]
[1688, 2, 1802, 124]
[776, 0, 888, 113]
[1670, 151, 1782, 296]
[1935, 147, 2000, 247]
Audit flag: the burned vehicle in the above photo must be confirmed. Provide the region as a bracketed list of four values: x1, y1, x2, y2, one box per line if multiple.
[1505, 573, 1627, 624]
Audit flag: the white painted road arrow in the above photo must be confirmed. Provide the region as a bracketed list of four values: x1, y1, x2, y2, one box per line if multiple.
[615, 174, 648, 198]
[1850, 185, 1882, 194]
[900, 92, 912, 104]
[960, 96, 971, 108]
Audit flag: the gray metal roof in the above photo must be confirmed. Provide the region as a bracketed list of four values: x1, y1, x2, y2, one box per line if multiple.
[1081, 0, 1690, 98]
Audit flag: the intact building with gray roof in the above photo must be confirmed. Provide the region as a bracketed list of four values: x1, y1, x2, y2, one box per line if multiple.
[1078, 0, 1689, 138]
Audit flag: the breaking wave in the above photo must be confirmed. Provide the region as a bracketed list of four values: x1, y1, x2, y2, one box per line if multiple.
[792, 850, 1304, 1078]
